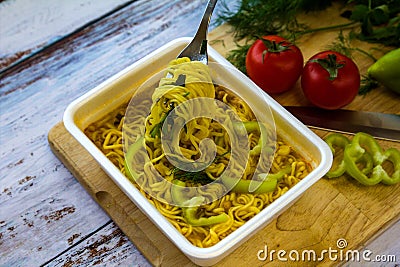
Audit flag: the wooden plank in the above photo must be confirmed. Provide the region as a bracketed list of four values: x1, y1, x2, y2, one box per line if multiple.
[0, 0, 133, 71]
[0, 1, 241, 266]
[43, 221, 151, 266]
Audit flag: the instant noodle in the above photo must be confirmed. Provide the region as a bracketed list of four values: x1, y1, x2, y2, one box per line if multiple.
[84, 57, 312, 248]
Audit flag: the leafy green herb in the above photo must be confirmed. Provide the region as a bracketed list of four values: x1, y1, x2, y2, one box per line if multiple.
[225, 43, 252, 74]
[345, 0, 400, 46]
[172, 169, 214, 185]
[326, 30, 377, 61]
[150, 108, 173, 138]
[149, 116, 164, 138]
[359, 75, 380, 94]
[171, 151, 230, 185]
[217, 0, 399, 46]
[216, 0, 325, 41]
[326, 31, 355, 58]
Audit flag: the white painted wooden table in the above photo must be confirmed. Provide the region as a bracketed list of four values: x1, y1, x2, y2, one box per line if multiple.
[0, 0, 398, 266]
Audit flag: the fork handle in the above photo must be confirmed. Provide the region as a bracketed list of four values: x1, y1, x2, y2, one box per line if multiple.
[194, 0, 218, 42]
[177, 0, 218, 63]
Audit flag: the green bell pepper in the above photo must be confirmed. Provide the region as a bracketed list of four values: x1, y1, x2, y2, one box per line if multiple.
[367, 48, 400, 94]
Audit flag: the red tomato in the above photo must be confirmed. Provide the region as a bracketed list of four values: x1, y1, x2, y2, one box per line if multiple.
[246, 35, 303, 94]
[301, 51, 360, 110]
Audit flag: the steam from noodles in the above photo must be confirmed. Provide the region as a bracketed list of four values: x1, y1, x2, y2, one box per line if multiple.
[85, 57, 311, 248]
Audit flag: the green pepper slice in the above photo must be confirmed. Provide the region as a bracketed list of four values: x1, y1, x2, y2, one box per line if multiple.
[181, 196, 229, 226]
[171, 180, 229, 226]
[235, 121, 274, 156]
[343, 132, 400, 185]
[324, 133, 374, 178]
[220, 165, 291, 194]
[171, 180, 190, 205]
[324, 133, 350, 178]
[379, 148, 400, 185]
[124, 136, 144, 181]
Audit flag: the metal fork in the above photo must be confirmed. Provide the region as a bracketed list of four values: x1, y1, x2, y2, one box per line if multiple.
[176, 0, 218, 64]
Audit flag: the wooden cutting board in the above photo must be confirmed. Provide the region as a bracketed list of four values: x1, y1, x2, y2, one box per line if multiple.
[48, 4, 400, 266]
[48, 123, 399, 266]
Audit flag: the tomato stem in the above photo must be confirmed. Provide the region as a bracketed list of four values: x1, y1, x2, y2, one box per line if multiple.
[272, 40, 278, 51]
[259, 38, 290, 64]
[260, 39, 290, 53]
[309, 54, 345, 80]
[260, 38, 291, 64]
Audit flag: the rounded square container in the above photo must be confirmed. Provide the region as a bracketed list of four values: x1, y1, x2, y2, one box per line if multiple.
[63, 37, 332, 266]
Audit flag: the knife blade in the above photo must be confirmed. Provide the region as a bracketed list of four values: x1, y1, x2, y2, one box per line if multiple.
[284, 106, 400, 141]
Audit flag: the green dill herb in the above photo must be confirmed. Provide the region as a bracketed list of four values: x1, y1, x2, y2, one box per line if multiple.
[326, 30, 377, 61]
[171, 150, 230, 185]
[216, 0, 313, 41]
[225, 43, 252, 74]
[150, 108, 173, 138]
[326, 31, 355, 58]
[149, 118, 163, 138]
[172, 169, 214, 185]
[359, 74, 380, 95]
